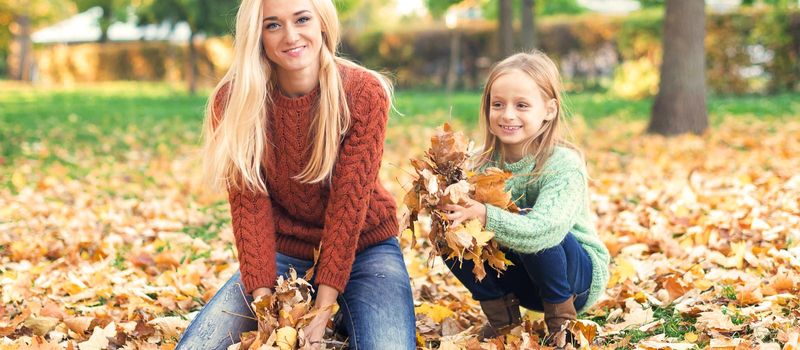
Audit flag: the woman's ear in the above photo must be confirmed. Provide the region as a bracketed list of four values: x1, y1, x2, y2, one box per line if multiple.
[544, 98, 558, 121]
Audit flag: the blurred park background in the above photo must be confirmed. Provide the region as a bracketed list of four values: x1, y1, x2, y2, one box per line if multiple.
[2, 0, 800, 349]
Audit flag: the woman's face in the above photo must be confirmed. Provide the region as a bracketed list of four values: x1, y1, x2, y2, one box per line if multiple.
[261, 0, 324, 77]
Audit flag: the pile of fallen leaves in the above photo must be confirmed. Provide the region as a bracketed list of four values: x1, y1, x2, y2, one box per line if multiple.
[235, 269, 339, 350]
[403, 124, 516, 281]
[2, 110, 800, 349]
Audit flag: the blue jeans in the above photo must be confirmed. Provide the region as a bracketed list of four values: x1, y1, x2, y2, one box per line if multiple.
[176, 237, 416, 350]
[446, 233, 593, 311]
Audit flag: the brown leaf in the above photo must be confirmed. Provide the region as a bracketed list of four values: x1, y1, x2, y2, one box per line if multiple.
[0, 307, 31, 337]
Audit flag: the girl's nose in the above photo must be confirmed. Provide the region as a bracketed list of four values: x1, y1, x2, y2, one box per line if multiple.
[502, 107, 515, 120]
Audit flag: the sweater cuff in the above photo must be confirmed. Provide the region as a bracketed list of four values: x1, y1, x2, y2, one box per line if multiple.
[240, 267, 275, 295]
[485, 204, 505, 236]
[314, 266, 348, 294]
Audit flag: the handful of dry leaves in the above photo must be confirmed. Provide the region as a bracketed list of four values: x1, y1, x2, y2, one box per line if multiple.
[235, 269, 340, 350]
[403, 124, 519, 281]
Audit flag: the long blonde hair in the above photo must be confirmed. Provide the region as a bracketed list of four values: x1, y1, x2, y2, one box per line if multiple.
[475, 50, 580, 176]
[201, 0, 393, 193]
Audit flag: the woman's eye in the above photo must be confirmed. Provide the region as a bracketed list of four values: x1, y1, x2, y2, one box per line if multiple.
[264, 22, 279, 30]
[297, 16, 311, 24]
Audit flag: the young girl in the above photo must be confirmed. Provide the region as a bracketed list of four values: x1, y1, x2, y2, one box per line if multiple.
[443, 51, 610, 345]
[175, 0, 415, 349]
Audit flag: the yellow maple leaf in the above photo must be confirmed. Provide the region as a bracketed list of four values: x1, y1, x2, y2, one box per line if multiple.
[465, 219, 493, 246]
[415, 302, 455, 323]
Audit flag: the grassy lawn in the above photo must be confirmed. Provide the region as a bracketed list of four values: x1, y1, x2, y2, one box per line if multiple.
[393, 89, 800, 127]
[2, 81, 799, 163]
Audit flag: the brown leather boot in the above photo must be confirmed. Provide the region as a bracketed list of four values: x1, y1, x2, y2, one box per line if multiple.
[477, 294, 522, 339]
[542, 295, 577, 348]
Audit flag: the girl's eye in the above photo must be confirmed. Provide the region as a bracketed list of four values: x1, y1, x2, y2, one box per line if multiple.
[517, 103, 529, 109]
[491, 102, 503, 108]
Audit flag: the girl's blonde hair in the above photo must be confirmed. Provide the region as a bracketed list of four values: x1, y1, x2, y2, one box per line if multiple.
[201, 0, 393, 193]
[475, 50, 580, 176]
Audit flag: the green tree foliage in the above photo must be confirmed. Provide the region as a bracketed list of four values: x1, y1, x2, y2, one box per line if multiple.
[0, 0, 74, 78]
[136, 0, 236, 93]
[482, 0, 585, 18]
[425, 0, 463, 18]
[73, 0, 130, 42]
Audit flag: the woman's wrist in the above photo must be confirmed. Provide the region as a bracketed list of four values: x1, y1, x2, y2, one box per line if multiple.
[252, 287, 272, 300]
[314, 284, 339, 309]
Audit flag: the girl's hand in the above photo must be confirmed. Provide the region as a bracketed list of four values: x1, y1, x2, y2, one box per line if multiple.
[443, 197, 487, 227]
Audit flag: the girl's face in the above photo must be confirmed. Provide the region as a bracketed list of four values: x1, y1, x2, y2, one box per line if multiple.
[261, 0, 324, 78]
[488, 69, 557, 160]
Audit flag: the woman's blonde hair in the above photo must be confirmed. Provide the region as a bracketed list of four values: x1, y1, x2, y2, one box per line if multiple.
[475, 50, 580, 176]
[201, 0, 393, 193]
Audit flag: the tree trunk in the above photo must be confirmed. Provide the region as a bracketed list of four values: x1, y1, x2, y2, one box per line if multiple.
[188, 30, 197, 94]
[99, 5, 113, 43]
[11, 14, 33, 81]
[648, 0, 708, 135]
[521, 0, 536, 51]
[446, 30, 460, 93]
[498, 0, 513, 57]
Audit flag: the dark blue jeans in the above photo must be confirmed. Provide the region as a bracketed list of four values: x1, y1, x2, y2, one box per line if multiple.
[176, 237, 416, 350]
[446, 233, 593, 311]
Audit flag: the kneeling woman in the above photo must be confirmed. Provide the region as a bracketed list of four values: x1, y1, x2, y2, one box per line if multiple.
[175, 0, 415, 349]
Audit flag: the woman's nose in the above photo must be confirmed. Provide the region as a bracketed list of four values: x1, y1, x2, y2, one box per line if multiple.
[285, 25, 300, 44]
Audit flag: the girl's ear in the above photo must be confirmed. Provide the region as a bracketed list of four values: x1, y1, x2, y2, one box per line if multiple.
[544, 98, 558, 121]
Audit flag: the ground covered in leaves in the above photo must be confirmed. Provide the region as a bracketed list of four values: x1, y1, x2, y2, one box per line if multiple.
[1, 111, 799, 349]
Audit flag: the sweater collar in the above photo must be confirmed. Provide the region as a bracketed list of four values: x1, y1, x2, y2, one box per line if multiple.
[501, 154, 536, 173]
[272, 85, 320, 109]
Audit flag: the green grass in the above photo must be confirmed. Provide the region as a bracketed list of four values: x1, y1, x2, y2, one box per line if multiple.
[600, 305, 699, 349]
[2, 81, 799, 164]
[394, 89, 800, 127]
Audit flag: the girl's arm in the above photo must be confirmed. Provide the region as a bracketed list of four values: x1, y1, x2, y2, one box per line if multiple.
[315, 73, 390, 294]
[485, 169, 586, 254]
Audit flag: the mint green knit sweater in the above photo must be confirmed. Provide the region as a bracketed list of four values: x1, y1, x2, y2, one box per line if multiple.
[482, 146, 610, 313]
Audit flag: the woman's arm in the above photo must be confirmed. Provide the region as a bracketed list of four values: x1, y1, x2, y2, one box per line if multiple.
[227, 184, 278, 294]
[212, 83, 278, 294]
[315, 74, 390, 293]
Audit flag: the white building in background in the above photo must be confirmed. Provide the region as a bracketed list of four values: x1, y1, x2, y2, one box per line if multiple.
[32, 6, 193, 44]
[578, 0, 744, 14]
[577, 0, 641, 13]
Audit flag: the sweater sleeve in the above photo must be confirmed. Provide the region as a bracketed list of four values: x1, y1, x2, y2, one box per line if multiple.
[212, 82, 277, 294]
[485, 169, 586, 254]
[314, 76, 389, 293]
[227, 187, 277, 294]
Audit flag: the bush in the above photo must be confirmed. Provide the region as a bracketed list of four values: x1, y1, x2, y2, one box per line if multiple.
[28, 7, 799, 95]
[33, 38, 232, 86]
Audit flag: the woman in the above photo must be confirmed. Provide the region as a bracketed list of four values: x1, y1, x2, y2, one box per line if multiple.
[175, 0, 415, 349]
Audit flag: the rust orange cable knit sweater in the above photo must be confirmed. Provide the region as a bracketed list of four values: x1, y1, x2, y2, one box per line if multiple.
[213, 66, 399, 294]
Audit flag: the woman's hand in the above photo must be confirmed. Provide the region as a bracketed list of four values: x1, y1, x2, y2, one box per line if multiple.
[250, 287, 273, 335]
[303, 308, 331, 349]
[252, 287, 272, 301]
[443, 197, 487, 227]
[303, 284, 339, 349]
